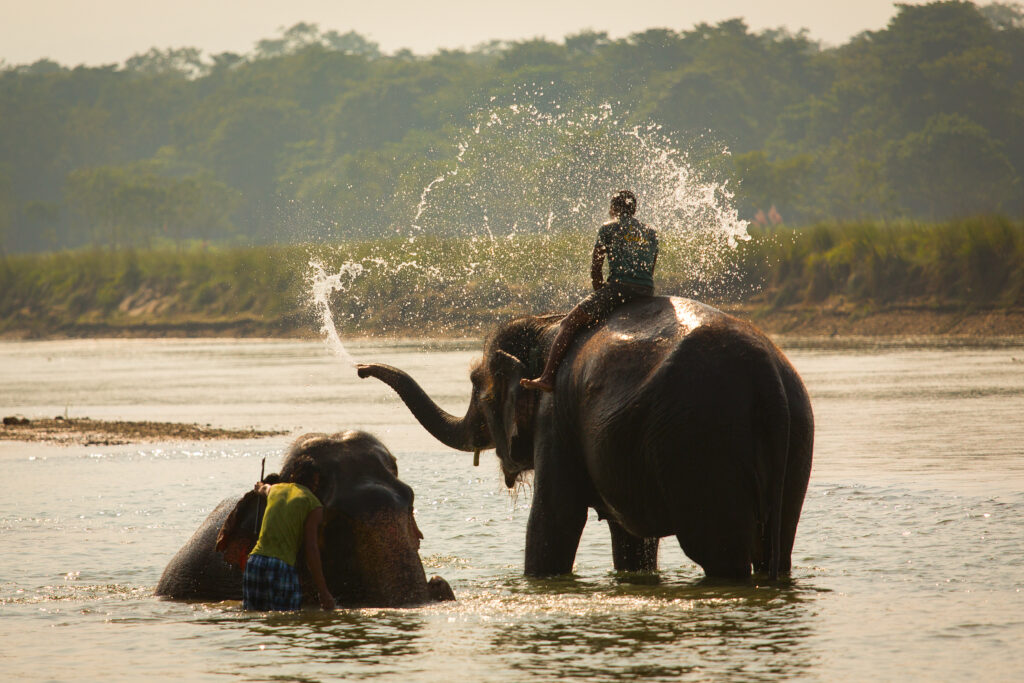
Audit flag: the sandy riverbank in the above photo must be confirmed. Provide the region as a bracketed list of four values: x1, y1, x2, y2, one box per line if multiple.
[0, 417, 287, 446]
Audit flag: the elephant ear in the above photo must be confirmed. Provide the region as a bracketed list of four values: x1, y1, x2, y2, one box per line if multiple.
[490, 350, 539, 440]
[492, 349, 526, 378]
[512, 386, 538, 440]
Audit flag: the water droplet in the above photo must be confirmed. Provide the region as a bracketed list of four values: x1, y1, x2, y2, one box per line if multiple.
[305, 101, 748, 354]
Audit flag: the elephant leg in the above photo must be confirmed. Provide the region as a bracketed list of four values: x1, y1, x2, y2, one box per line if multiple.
[524, 446, 588, 577]
[676, 532, 753, 580]
[608, 519, 659, 572]
[524, 491, 587, 576]
[778, 417, 813, 575]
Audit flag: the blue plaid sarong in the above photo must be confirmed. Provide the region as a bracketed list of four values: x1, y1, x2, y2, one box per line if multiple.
[243, 554, 302, 611]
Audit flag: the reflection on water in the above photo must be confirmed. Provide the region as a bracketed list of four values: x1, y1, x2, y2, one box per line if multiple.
[259, 610, 425, 662]
[485, 577, 818, 681]
[2, 339, 1024, 681]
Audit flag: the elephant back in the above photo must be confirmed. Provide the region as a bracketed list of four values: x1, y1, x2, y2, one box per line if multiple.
[570, 297, 795, 544]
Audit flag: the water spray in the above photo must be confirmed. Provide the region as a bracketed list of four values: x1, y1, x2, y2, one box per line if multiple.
[309, 259, 362, 366]
[305, 98, 750, 362]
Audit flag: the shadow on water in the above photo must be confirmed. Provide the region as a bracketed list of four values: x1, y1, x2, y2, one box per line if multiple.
[485, 572, 821, 681]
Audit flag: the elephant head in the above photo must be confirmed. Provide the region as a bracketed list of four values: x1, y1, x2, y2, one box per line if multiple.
[358, 315, 559, 488]
[156, 430, 454, 606]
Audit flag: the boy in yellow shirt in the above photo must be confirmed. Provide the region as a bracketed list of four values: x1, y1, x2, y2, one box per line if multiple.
[244, 456, 335, 611]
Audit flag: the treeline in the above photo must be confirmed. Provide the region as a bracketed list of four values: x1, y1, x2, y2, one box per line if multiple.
[1, 218, 1020, 338]
[1, 2, 1022, 253]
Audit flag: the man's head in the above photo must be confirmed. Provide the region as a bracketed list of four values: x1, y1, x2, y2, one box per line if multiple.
[289, 455, 322, 495]
[610, 190, 637, 218]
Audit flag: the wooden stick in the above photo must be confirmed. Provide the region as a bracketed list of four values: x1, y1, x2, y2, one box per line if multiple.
[254, 457, 266, 535]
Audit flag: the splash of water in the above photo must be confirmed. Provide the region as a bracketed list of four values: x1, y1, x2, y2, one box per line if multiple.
[307, 98, 751, 358]
[412, 141, 469, 231]
[308, 259, 362, 366]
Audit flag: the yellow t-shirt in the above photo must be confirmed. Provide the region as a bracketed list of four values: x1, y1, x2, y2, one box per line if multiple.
[249, 483, 322, 567]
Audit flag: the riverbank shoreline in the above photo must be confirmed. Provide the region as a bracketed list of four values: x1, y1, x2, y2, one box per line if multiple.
[3, 303, 1022, 341]
[0, 417, 287, 446]
[731, 303, 1024, 338]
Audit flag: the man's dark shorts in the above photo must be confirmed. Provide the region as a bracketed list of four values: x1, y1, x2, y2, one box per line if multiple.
[576, 281, 654, 323]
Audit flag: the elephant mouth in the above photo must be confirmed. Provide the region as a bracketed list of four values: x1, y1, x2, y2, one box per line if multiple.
[502, 459, 533, 490]
[500, 434, 534, 489]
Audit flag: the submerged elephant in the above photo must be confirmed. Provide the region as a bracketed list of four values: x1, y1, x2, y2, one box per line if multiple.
[156, 430, 454, 606]
[358, 296, 813, 580]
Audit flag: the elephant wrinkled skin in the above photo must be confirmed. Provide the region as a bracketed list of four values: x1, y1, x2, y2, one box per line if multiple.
[358, 296, 813, 580]
[155, 430, 454, 606]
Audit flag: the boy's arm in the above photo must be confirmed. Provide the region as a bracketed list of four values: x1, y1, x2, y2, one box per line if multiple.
[303, 506, 335, 611]
[590, 242, 606, 290]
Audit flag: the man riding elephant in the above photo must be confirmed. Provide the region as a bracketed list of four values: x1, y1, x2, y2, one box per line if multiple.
[522, 190, 658, 392]
[357, 190, 813, 581]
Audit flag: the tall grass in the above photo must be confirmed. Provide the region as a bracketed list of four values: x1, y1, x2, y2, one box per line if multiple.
[1, 217, 1021, 337]
[737, 216, 1024, 308]
[0, 246, 311, 335]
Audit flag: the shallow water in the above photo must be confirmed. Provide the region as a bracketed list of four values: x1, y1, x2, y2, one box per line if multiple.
[2, 338, 1023, 681]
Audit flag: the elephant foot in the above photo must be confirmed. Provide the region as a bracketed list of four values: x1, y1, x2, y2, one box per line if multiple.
[427, 575, 455, 602]
[519, 377, 554, 393]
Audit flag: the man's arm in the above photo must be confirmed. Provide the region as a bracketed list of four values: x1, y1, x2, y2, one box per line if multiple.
[590, 243, 606, 291]
[303, 506, 335, 611]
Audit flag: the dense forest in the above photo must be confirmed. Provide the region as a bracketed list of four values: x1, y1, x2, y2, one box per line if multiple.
[1, 1, 1022, 253]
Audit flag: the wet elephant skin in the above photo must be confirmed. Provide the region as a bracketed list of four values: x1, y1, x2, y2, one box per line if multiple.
[358, 296, 813, 581]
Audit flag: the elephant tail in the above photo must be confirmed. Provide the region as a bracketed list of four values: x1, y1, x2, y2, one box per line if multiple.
[760, 356, 791, 582]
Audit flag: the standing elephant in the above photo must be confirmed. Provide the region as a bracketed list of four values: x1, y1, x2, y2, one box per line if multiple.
[358, 296, 813, 580]
[156, 430, 454, 606]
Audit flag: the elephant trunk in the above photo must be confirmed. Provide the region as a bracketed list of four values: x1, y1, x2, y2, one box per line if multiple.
[350, 510, 432, 606]
[357, 363, 489, 452]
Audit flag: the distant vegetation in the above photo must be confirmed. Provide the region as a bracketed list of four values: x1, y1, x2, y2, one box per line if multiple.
[740, 216, 1024, 307]
[1, 1, 1022, 253]
[2, 218, 1020, 338]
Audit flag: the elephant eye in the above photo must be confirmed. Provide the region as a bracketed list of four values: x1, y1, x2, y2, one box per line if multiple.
[473, 375, 496, 405]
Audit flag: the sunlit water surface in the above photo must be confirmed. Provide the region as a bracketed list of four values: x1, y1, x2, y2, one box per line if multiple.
[2, 338, 1023, 681]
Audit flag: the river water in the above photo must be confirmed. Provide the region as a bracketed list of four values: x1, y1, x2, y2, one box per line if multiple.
[2, 337, 1023, 681]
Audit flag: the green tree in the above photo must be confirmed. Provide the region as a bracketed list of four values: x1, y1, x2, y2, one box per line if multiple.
[0, 168, 12, 256]
[889, 112, 1020, 218]
[732, 151, 813, 220]
[124, 47, 208, 78]
[2, 4, 1023, 253]
[979, 1, 1024, 30]
[22, 200, 61, 250]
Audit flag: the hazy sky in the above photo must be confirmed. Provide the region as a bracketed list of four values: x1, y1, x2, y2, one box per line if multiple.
[4, 0, 931, 67]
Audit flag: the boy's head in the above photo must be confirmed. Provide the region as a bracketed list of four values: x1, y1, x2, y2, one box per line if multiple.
[289, 455, 322, 494]
[610, 190, 637, 217]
